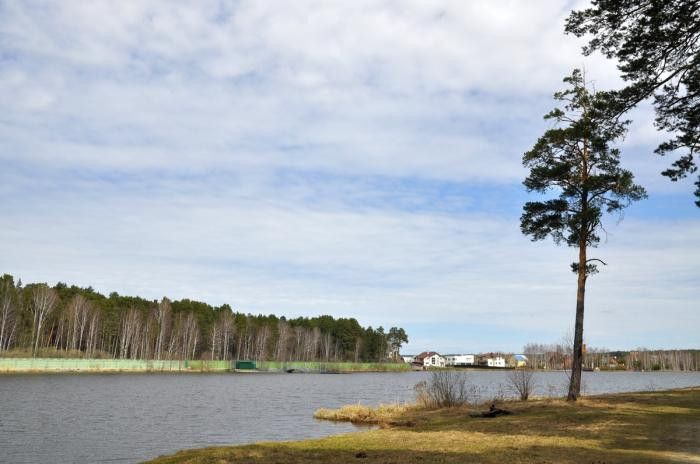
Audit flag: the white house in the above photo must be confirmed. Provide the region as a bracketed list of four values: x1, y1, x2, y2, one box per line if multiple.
[401, 355, 415, 364]
[445, 354, 475, 367]
[487, 356, 506, 368]
[414, 351, 446, 368]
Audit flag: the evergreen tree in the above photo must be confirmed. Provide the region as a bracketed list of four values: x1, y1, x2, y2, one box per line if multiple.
[566, 0, 700, 206]
[387, 327, 408, 361]
[521, 70, 647, 400]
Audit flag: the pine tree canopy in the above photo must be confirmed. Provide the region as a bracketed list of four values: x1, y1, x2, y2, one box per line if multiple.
[521, 70, 647, 272]
[566, 0, 700, 206]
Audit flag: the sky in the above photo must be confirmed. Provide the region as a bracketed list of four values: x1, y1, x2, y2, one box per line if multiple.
[1, 1, 698, 354]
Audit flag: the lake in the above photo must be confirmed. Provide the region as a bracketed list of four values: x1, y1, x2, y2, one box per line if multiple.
[1, 370, 699, 463]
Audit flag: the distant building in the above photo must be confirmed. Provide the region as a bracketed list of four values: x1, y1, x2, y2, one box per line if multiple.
[445, 354, 475, 367]
[413, 351, 446, 368]
[608, 356, 620, 369]
[401, 355, 415, 364]
[477, 353, 507, 368]
[487, 356, 506, 368]
[513, 354, 528, 368]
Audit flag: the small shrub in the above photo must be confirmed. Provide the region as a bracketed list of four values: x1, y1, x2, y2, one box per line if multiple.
[414, 370, 470, 408]
[507, 368, 536, 401]
[465, 383, 486, 406]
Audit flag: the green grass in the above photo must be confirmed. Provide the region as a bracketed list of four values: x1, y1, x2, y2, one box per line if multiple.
[146, 388, 700, 464]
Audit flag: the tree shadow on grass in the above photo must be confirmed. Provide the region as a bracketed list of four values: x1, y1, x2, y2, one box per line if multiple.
[405, 389, 700, 457]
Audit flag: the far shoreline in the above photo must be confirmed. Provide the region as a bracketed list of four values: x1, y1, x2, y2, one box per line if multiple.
[3, 357, 699, 375]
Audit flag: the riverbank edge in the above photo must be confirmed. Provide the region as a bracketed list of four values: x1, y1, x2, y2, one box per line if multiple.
[0, 358, 410, 374]
[145, 387, 700, 464]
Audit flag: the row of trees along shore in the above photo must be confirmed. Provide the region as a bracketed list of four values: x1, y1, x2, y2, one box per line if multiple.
[523, 342, 699, 372]
[0, 274, 408, 362]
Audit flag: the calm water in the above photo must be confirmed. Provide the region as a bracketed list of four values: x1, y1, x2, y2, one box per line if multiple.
[1, 370, 699, 463]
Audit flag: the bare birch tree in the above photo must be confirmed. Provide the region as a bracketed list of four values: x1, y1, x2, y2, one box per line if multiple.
[174, 312, 199, 360]
[210, 322, 220, 360]
[119, 308, 142, 359]
[29, 285, 58, 357]
[321, 331, 333, 361]
[219, 311, 234, 360]
[274, 320, 290, 362]
[154, 298, 171, 360]
[66, 295, 91, 351]
[0, 279, 17, 351]
[85, 310, 100, 357]
[255, 325, 270, 361]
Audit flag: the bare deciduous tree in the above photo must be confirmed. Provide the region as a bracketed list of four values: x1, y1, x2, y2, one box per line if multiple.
[66, 295, 91, 352]
[414, 371, 470, 408]
[219, 310, 235, 360]
[255, 325, 270, 361]
[274, 320, 290, 362]
[0, 279, 18, 351]
[29, 285, 58, 357]
[85, 310, 100, 357]
[154, 298, 171, 360]
[119, 308, 142, 359]
[175, 312, 199, 360]
[507, 369, 536, 401]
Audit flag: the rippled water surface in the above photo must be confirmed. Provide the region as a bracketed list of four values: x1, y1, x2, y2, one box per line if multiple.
[1, 370, 699, 463]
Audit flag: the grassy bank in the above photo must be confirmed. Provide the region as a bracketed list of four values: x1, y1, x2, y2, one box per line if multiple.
[147, 388, 700, 464]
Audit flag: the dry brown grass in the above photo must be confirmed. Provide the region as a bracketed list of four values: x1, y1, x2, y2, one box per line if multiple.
[146, 387, 700, 464]
[313, 403, 417, 424]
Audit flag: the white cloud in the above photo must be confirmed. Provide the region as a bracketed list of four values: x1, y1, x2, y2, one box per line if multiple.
[0, 0, 625, 183]
[1, 1, 697, 353]
[1, 171, 697, 351]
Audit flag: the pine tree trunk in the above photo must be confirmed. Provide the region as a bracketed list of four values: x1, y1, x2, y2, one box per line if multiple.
[568, 240, 587, 401]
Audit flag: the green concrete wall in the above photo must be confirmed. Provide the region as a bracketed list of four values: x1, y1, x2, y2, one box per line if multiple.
[0, 358, 409, 373]
[257, 361, 410, 372]
[0, 358, 232, 373]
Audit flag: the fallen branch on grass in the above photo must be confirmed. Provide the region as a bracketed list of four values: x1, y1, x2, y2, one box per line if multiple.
[469, 402, 513, 418]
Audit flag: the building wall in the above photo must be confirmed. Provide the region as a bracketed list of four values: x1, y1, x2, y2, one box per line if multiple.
[424, 355, 445, 367]
[446, 355, 475, 366]
[449, 355, 475, 366]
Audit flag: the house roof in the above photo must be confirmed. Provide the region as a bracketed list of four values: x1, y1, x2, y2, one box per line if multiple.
[414, 351, 441, 360]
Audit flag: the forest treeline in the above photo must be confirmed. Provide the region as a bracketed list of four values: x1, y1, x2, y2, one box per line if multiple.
[523, 342, 699, 372]
[0, 274, 408, 362]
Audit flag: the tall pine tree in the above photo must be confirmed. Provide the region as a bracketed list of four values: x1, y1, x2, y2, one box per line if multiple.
[521, 70, 647, 400]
